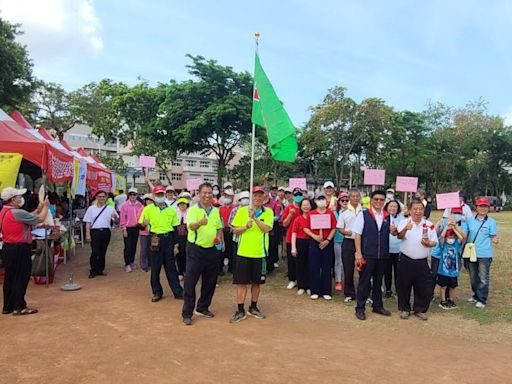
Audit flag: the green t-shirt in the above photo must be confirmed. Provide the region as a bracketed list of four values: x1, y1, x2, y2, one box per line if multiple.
[231, 205, 274, 258]
[187, 204, 222, 248]
[138, 204, 179, 234]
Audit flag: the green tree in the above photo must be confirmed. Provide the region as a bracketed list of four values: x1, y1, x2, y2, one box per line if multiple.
[0, 18, 34, 110]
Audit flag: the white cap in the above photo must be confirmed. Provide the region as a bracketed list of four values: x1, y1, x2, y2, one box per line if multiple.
[323, 181, 335, 189]
[223, 182, 233, 189]
[178, 191, 191, 199]
[165, 185, 175, 192]
[1, 187, 27, 201]
[128, 187, 138, 194]
[278, 186, 286, 191]
[223, 188, 234, 196]
[237, 191, 250, 201]
[284, 187, 292, 193]
[142, 193, 154, 201]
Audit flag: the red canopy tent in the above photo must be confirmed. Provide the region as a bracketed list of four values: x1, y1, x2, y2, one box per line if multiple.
[8, 111, 74, 183]
[76, 148, 113, 193]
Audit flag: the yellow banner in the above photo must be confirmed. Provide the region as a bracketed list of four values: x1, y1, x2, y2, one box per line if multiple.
[0, 153, 23, 190]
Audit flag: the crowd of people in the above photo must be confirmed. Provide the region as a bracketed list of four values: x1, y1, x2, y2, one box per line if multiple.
[0, 180, 500, 325]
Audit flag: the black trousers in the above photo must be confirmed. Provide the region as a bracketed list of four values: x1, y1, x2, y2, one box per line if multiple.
[175, 234, 187, 276]
[149, 233, 183, 298]
[296, 238, 310, 290]
[90, 229, 111, 274]
[267, 224, 279, 273]
[342, 239, 356, 298]
[384, 252, 399, 293]
[123, 227, 139, 266]
[221, 228, 233, 272]
[396, 253, 433, 313]
[286, 243, 297, 281]
[182, 243, 219, 318]
[356, 258, 387, 312]
[2, 243, 32, 312]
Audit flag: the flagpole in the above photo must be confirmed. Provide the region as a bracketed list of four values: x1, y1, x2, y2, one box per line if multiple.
[249, 32, 260, 209]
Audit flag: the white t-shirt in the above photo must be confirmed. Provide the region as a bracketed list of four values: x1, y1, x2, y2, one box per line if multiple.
[336, 205, 363, 239]
[83, 204, 118, 229]
[352, 208, 384, 235]
[397, 218, 438, 259]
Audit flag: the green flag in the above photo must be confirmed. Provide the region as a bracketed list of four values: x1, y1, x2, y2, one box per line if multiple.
[252, 53, 297, 162]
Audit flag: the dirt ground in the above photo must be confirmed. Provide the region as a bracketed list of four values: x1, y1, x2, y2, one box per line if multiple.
[2, 232, 512, 384]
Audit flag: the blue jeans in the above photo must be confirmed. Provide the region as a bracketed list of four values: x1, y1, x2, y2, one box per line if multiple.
[468, 258, 492, 304]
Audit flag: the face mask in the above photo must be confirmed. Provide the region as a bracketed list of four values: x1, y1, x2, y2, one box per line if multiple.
[240, 198, 250, 206]
[294, 196, 303, 203]
[213, 190, 219, 196]
[223, 198, 232, 205]
[446, 238, 456, 245]
[19, 197, 25, 207]
[316, 200, 326, 208]
[386, 194, 394, 200]
[155, 197, 166, 204]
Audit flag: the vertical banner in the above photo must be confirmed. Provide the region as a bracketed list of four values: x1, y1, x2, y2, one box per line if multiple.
[0, 152, 23, 189]
[111, 173, 117, 193]
[76, 161, 87, 196]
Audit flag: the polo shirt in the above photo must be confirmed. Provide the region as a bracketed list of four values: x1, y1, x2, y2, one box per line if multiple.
[232, 205, 274, 258]
[187, 203, 222, 248]
[219, 204, 235, 228]
[83, 204, 117, 229]
[138, 203, 178, 235]
[282, 203, 300, 244]
[466, 215, 497, 258]
[291, 215, 309, 239]
[0, 206, 39, 244]
[352, 207, 385, 234]
[397, 218, 438, 259]
[336, 204, 363, 240]
[305, 209, 337, 237]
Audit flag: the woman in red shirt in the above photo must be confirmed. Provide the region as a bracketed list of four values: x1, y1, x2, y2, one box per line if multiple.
[291, 199, 313, 295]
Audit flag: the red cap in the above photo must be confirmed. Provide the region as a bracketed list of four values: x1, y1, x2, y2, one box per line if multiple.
[451, 206, 463, 214]
[445, 229, 455, 237]
[338, 192, 349, 199]
[153, 185, 166, 194]
[475, 197, 490, 207]
[252, 186, 265, 194]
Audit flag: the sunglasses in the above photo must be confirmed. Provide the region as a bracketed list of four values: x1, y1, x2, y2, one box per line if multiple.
[340, 199, 349, 202]
[373, 198, 385, 202]
[128, 193, 137, 196]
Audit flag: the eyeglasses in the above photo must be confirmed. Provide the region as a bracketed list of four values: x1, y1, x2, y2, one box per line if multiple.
[340, 199, 349, 202]
[128, 193, 137, 196]
[373, 198, 385, 202]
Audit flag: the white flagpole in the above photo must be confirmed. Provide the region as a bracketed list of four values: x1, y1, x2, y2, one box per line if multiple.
[249, 32, 260, 208]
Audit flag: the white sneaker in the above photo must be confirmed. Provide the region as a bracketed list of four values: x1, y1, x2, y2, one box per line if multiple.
[273, 262, 279, 268]
[125, 265, 132, 273]
[344, 297, 353, 303]
[323, 295, 332, 300]
[286, 281, 297, 289]
[306, 289, 311, 295]
[297, 289, 305, 295]
[366, 298, 373, 305]
[467, 297, 477, 303]
[310, 294, 319, 300]
[475, 301, 486, 309]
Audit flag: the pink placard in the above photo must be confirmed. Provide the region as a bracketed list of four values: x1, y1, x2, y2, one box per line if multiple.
[186, 178, 202, 191]
[139, 155, 156, 168]
[436, 192, 461, 210]
[289, 178, 306, 190]
[363, 169, 386, 185]
[395, 176, 418, 192]
[310, 214, 332, 230]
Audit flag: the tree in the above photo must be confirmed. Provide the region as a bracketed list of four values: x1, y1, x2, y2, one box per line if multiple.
[0, 18, 34, 110]
[97, 154, 128, 174]
[158, 55, 253, 186]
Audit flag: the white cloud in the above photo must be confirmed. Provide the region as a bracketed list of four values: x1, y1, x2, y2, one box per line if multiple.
[0, 0, 102, 62]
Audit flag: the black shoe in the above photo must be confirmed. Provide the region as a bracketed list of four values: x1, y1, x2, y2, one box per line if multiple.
[151, 295, 162, 302]
[183, 317, 192, 326]
[372, 307, 392, 316]
[174, 295, 184, 300]
[355, 310, 366, 320]
[2, 309, 13, 315]
[194, 309, 215, 318]
[384, 291, 393, 299]
[88, 272, 97, 279]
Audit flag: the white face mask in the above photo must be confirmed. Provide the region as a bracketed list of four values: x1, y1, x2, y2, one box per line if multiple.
[213, 190, 219, 196]
[240, 198, 250, 206]
[19, 197, 25, 207]
[386, 194, 394, 200]
[446, 238, 456, 245]
[316, 199, 326, 209]
[223, 198, 232, 205]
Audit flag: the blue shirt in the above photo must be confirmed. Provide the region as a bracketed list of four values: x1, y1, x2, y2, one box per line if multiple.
[431, 218, 468, 259]
[438, 241, 461, 277]
[388, 214, 403, 254]
[334, 211, 345, 244]
[466, 215, 497, 258]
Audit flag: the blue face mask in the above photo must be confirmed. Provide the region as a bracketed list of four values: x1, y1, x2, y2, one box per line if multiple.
[294, 196, 303, 203]
[155, 197, 166, 204]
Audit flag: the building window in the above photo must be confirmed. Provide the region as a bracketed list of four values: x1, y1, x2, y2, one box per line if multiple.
[204, 177, 215, 183]
[172, 159, 182, 167]
[171, 173, 181, 181]
[186, 160, 196, 167]
[159, 174, 167, 181]
[199, 160, 210, 168]
[211, 162, 218, 171]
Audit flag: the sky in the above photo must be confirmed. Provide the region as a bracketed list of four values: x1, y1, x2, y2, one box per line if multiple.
[2, 0, 512, 126]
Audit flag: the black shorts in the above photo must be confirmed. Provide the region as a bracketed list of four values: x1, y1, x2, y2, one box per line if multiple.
[437, 274, 458, 289]
[233, 255, 266, 285]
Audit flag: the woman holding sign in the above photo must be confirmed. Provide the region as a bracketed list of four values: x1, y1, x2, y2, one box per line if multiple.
[303, 192, 337, 300]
